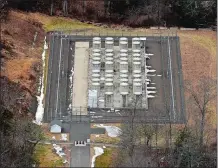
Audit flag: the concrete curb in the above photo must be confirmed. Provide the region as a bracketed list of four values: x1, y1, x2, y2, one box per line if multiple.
[179, 28, 197, 30]
[159, 27, 168, 30]
[170, 27, 179, 30]
[150, 27, 159, 30]
[198, 28, 213, 31]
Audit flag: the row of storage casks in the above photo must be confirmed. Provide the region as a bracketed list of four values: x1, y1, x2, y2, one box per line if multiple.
[91, 37, 146, 95]
[92, 37, 145, 51]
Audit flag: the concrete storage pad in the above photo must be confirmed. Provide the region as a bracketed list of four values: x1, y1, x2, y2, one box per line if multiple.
[72, 42, 89, 115]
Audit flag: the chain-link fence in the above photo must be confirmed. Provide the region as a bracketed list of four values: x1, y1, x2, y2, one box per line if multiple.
[48, 29, 178, 37]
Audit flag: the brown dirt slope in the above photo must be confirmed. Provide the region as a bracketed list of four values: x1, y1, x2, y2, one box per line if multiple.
[1, 10, 45, 95]
[0, 76, 34, 115]
[1, 11, 45, 115]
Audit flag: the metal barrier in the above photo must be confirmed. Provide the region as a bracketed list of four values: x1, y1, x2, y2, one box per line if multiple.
[75, 141, 87, 146]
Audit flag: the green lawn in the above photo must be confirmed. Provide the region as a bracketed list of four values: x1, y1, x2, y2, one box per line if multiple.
[95, 148, 117, 167]
[44, 17, 97, 32]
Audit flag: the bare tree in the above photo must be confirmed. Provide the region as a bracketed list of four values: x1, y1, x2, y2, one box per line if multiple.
[50, 0, 54, 15]
[0, 106, 44, 168]
[115, 97, 162, 167]
[185, 77, 216, 146]
[63, 0, 68, 16]
[0, 0, 8, 21]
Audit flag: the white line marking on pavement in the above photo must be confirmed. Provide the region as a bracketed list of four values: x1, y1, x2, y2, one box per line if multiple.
[55, 38, 63, 117]
[168, 36, 175, 120]
[78, 147, 81, 166]
[48, 36, 54, 121]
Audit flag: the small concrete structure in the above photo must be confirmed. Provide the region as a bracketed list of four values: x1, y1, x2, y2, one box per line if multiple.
[92, 57, 101, 61]
[133, 53, 141, 57]
[133, 82, 142, 95]
[92, 82, 100, 86]
[88, 90, 98, 107]
[133, 61, 141, 71]
[119, 38, 128, 51]
[120, 53, 128, 57]
[50, 120, 62, 133]
[93, 40, 101, 49]
[105, 37, 114, 50]
[92, 49, 101, 53]
[105, 49, 113, 53]
[106, 57, 113, 61]
[75, 141, 86, 146]
[120, 82, 129, 94]
[105, 61, 113, 71]
[93, 52, 101, 57]
[92, 73, 100, 78]
[105, 52, 113, 57]
[120, 61, 128, 72]
[105, 73, 113, 78]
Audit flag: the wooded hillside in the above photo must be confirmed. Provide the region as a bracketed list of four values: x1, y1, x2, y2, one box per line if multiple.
[3, 0, 217, 28]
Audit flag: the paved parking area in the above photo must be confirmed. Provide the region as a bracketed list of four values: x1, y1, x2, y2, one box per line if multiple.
[44, 35, 185, 123]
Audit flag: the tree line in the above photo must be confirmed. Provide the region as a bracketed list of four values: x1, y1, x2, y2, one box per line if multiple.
[3, 0, 217, 28]
[112, 76, 216, 168]
[0, 105, 44, 167]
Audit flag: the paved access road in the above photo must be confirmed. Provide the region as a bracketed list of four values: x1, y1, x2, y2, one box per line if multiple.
[71, 146, 90, 167]
[44, 35, 74, 122]
[69, 122, 91, 167]
[44, 34, 91, 167]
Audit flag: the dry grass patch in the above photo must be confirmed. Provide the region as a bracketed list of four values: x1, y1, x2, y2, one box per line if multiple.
[178, 31, 216, 79]
[91, 124, 121, 144]
[91, 134, 120, 144]
[178, 30, 216, 133]
[95, 147, 117, 167]
[10, 10, 97, 32]
[90, 145, 117, 167]
[91, 123, 121, 128]
[2, 58, 38, 90]
[2, 10, 45, 94]
[34, 144, 64, 167]
[3, 58, 37, 79]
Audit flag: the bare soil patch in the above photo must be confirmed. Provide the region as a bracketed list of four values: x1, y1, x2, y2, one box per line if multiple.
[1, 10, 45, 95]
